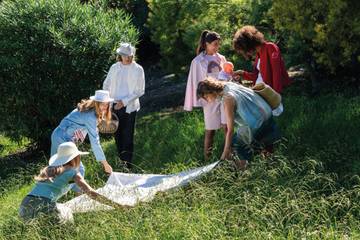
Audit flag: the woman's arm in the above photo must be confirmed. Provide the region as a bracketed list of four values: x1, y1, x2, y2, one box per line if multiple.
[267, 45, 283, 93]
[85, 114, 112, 174]
[74, 173, 128, 209]
[237, 57, 259, 83]
[103, 65, 114, 92]
[221, 95, 235, 160]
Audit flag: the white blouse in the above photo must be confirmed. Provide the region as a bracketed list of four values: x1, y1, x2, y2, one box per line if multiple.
[103, 62, 145, 113]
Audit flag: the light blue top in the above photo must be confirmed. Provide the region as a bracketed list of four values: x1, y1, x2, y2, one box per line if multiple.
[58, 109, 105, 161]
[29, 168, 78, 202]
[222, 82, 272, 136]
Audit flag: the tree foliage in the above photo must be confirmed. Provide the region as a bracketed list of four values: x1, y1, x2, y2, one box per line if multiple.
[271, 0, 360, 77]
[147, 0, 273, 73]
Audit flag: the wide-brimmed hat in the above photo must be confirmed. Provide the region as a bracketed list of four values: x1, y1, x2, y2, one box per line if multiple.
[116, 43, 136, 56]
[90, 90, 114, 102]
[252, 83, 281, 109]
[49, 142, 89, 167]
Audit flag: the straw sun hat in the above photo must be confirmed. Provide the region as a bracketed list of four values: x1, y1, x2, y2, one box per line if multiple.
[49, 142, 89, 167]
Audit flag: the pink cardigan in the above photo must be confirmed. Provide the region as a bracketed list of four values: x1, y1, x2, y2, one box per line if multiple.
[184, 52, 226, 111]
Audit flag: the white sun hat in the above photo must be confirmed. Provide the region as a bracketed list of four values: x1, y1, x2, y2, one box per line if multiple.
[116, 42, 136, 56]
[90, 90, 114, 102]
[49, 142, 89, 167]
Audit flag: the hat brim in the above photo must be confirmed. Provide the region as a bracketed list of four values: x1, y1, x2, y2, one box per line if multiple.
[90, 96, 114, 102]
[49, 150, 89, 167]
[116, 51, 133, 57]
[116, 47, 135, 56]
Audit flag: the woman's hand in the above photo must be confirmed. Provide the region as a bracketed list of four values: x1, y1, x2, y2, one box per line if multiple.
[114, 101, 124, 110]
[232, 70, 244, 81]
[101, 160, 113, 174]
[221, 148, 232, 160]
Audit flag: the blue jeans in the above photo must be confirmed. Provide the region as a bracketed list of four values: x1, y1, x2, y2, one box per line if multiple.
[232, 118, 281, 161]
[19, 195, 59, 222]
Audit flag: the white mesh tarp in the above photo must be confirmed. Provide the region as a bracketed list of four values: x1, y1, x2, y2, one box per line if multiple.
[57, 161, 219, 221]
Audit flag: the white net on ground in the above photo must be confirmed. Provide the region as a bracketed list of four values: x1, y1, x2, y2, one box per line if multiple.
[57, 161, 219, 221]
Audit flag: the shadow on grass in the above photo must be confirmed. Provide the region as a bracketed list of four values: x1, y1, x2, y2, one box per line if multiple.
[277, 94, 360, 180]
[0, 146, 46, 196]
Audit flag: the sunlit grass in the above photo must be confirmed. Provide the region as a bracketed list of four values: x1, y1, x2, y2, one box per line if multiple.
[0, 134, 30, 157]
[0, 94, 359, 239]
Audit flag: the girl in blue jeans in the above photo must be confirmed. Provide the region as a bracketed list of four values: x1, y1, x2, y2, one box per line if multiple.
[196, 78, 281, 170]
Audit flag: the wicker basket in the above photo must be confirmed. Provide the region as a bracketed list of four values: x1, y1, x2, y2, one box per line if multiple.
[98, 113, 119, 134]
[252, 83, 281, 109]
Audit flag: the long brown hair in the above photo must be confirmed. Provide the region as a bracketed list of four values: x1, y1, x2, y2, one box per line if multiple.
[77, 99, 112, 124]
[196, 30, 221, 55]
[197, 77, 225, 100]
[233, 25, 265, 53]
[35, 155, 81, 182]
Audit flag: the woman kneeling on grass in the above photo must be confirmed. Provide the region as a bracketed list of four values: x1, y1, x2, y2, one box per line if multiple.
[19, 142, 122, 222]
[197, 78, 281, 170]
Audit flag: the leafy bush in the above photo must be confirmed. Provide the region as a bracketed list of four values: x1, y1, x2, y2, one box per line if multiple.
[147, 0, 273, 74]
[84, 0, 160, 65]
[0, 0, 138, 146]
[83, 0, 148, 35]
[270, 0, 360, 80]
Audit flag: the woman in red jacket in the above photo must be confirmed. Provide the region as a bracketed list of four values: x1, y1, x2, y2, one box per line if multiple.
[232, 25, 291, 94]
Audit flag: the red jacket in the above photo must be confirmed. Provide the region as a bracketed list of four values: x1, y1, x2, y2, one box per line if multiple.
[243, 42, 291, 93]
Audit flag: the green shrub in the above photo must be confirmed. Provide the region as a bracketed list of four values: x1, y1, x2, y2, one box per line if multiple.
[84, 0, 149, 35]
[147, 0, 273, 74]
[270, 0, 360, 79]
[0, 0, 138, 146]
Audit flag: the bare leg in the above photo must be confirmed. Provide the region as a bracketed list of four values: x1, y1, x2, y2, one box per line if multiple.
[204, 130, 215, 160]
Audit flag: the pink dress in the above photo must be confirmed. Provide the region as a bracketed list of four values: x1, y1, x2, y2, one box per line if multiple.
[184, 52, 227, 130]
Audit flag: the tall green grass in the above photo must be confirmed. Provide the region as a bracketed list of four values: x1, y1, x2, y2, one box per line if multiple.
[0, 135, 29, 157]
[0, 94, 359, 239]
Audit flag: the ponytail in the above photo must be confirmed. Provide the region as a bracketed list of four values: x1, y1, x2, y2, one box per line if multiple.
[196, 30, 209, 55]
[35, 166, 65, 182]
[196, 30, 221, 55]
[34, 155, 81, 182]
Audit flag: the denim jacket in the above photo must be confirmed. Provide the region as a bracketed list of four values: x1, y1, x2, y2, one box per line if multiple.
[58, 109, 105, 161]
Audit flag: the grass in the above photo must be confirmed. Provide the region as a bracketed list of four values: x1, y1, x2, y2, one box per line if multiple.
[0, 92, 360, 239]
[0, 134, 30, 158]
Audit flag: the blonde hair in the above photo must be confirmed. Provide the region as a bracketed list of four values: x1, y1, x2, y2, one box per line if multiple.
[35, 155, 81, 182]
[77, 99, 112, 125]
[197, 77, 226, 100]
